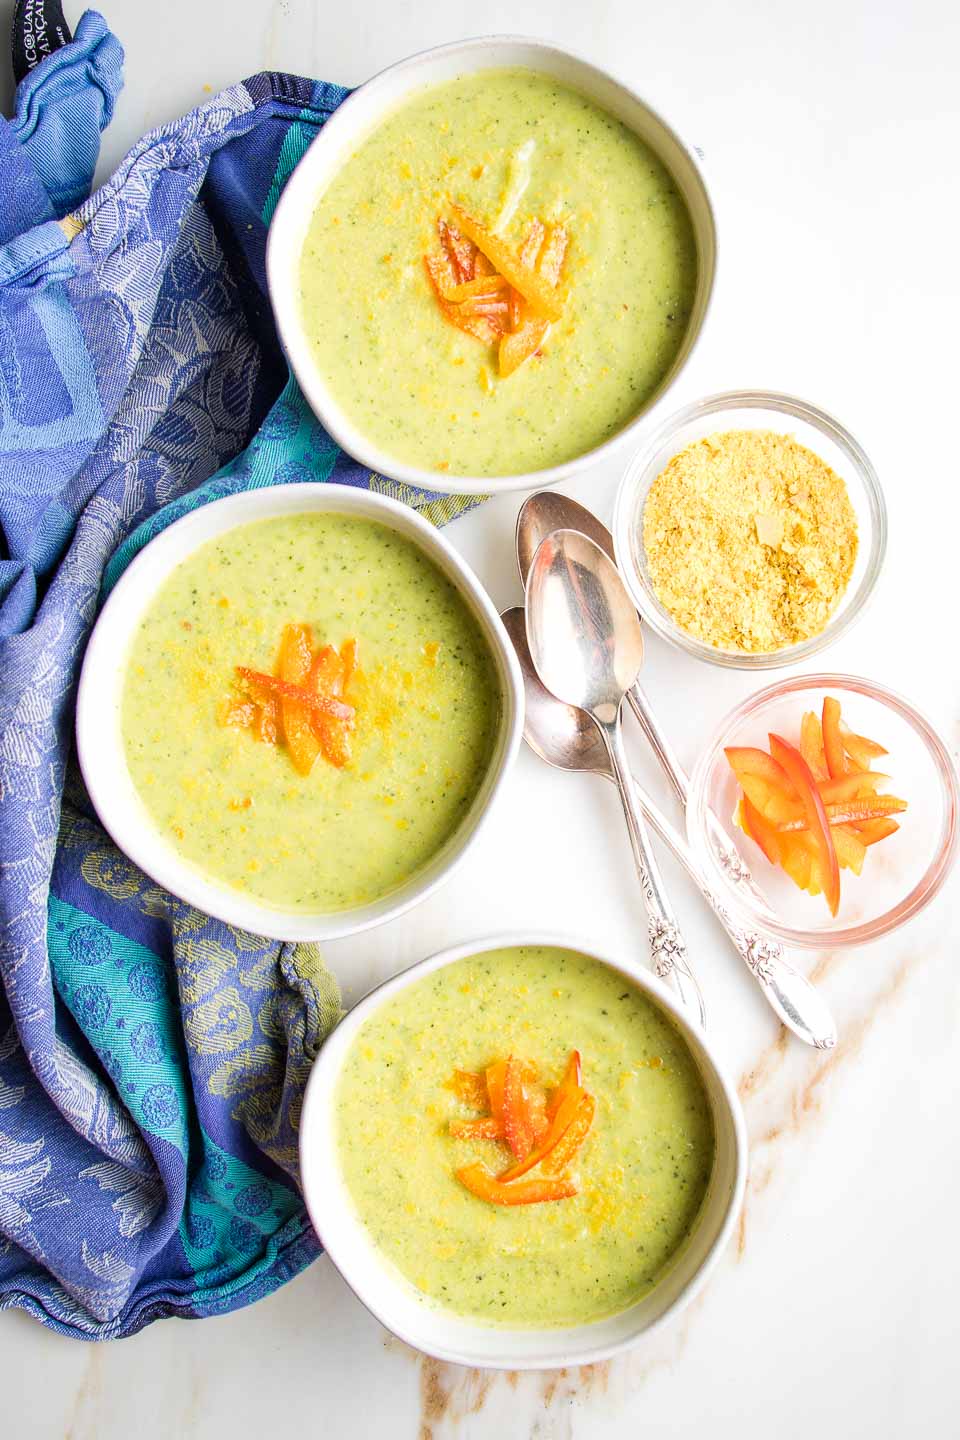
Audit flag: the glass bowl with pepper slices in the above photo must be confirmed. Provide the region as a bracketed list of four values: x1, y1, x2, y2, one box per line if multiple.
[686, 675, 959, 947]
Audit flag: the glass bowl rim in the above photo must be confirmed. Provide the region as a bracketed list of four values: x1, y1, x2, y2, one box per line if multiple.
[612, 388, 888, 670]
[685, 671, 960, 948]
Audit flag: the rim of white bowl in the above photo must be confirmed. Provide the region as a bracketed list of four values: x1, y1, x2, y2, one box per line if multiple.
[266, 34, 717, 495]
[299, 930, 748, 1369]
[76, 484, 524, 943]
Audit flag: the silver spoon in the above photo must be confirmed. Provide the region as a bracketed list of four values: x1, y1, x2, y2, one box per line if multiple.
[518, 493, 816, 932]
[525, 529, 706, 1027]
[517, 490, 690, 803]
[502, 608, 837, 1050]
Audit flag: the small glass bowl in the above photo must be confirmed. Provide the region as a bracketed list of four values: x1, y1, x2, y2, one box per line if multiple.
[612, 390, 887, 669]
[686, 674, 960, 948]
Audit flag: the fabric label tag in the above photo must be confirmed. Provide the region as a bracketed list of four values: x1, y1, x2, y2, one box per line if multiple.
[11, 0, 73, 84]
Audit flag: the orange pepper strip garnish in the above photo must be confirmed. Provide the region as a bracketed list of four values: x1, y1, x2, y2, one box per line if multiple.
[449, 1117, 505, 1141]
[445, 1069, 488, 1110]
[459, 295, 509, 317]
[257, 695, 279, 745]
[527, 1085, 549, 1145]
[821, 696, 850, 779]
[237, 668, 353, 721]
[497, 1085, 584, 1182]
[768, 734, 840, 916]
[507, 288, 523, 332]
[546, 1049, 582, 1119]
[540, 1092, 595, 1175]
[456, 1163, 577, 1207]
[444, 274, 508, 303]
[424, 255, 498, 345]
[309, 642, 354, 769]
[776, 795, 907, 831]
[502, 1056, 536, 1160]
[276, 624, 321, 776]
[447, 205, 563, 320]
[499, 315, 549, 378]
[438, 219, 476, 282]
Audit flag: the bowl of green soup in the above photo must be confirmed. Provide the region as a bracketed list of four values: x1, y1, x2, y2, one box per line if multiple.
[267, 37, 716, 493]
[300, 934, 746, 1368]
[76, 484, 522, 941]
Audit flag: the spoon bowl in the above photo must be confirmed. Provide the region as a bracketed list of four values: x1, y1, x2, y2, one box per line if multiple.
[516, 491, 620, 585]
[525, 529, 645, 725]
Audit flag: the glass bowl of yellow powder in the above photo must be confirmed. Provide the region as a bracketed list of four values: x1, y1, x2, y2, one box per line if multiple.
[613, 391, 886, 669]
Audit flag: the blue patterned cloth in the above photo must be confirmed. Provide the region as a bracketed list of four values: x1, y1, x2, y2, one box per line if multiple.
[0, 12, 479, 1339]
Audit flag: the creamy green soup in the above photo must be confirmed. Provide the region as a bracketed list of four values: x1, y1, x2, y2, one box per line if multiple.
[300, 68, 697, 476]
[336, 947, 715, 1327]
[121, 513, 500, 911]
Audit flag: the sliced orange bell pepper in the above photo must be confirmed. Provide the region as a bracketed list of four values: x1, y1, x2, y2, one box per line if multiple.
[800, 711, 828, 780]
[777, 794, 907, 831]
[816, 771, 888, 805]
[444, 274, 508, 303]
[456, 1163, 577, 1207]
[540, 1092, 595, 1175]
[236, 669, 353, 721]
[779, 832, 814, 891]
[449, 1116, 505, 1141]
[277, 624, 320, 776]
[424, 254, 498, 344]
[740, 795, 782, 865]
[821, 697, 849, 779]
[841, 722, 888, 769]
[257, 695, 279, 745]
[499, 1083, 584, 1183]
[445, 1069, 488, 1110]
[438, 219, 476, 282]
[546, 1049, 582, 1119]
[852, 816, 900, 845]
[448, 205, 563, 320]
[768, 735, 840, 915]
[499, 314, 549, 377]
[502, 1056, 536, 1160]
[724, 746, 801, 825]
[832, 824, 866, 875]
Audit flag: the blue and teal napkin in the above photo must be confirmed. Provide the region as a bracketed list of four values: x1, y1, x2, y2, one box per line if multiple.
[0, 10, 479, 1339]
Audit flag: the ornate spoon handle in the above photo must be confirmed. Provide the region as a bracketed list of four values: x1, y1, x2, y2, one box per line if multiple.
[622, 766, 837, 1050]
[627, 683, 774, 906]
[600, 710, 707, 1029]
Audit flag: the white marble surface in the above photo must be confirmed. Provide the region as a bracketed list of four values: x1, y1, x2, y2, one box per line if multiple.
[2, 0, 960, 1435]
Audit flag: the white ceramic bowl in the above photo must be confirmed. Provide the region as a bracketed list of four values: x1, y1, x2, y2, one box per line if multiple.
[76, 484, 523, 942]
[267, 35, 717, 495]
[299, 932, 747, 1369]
